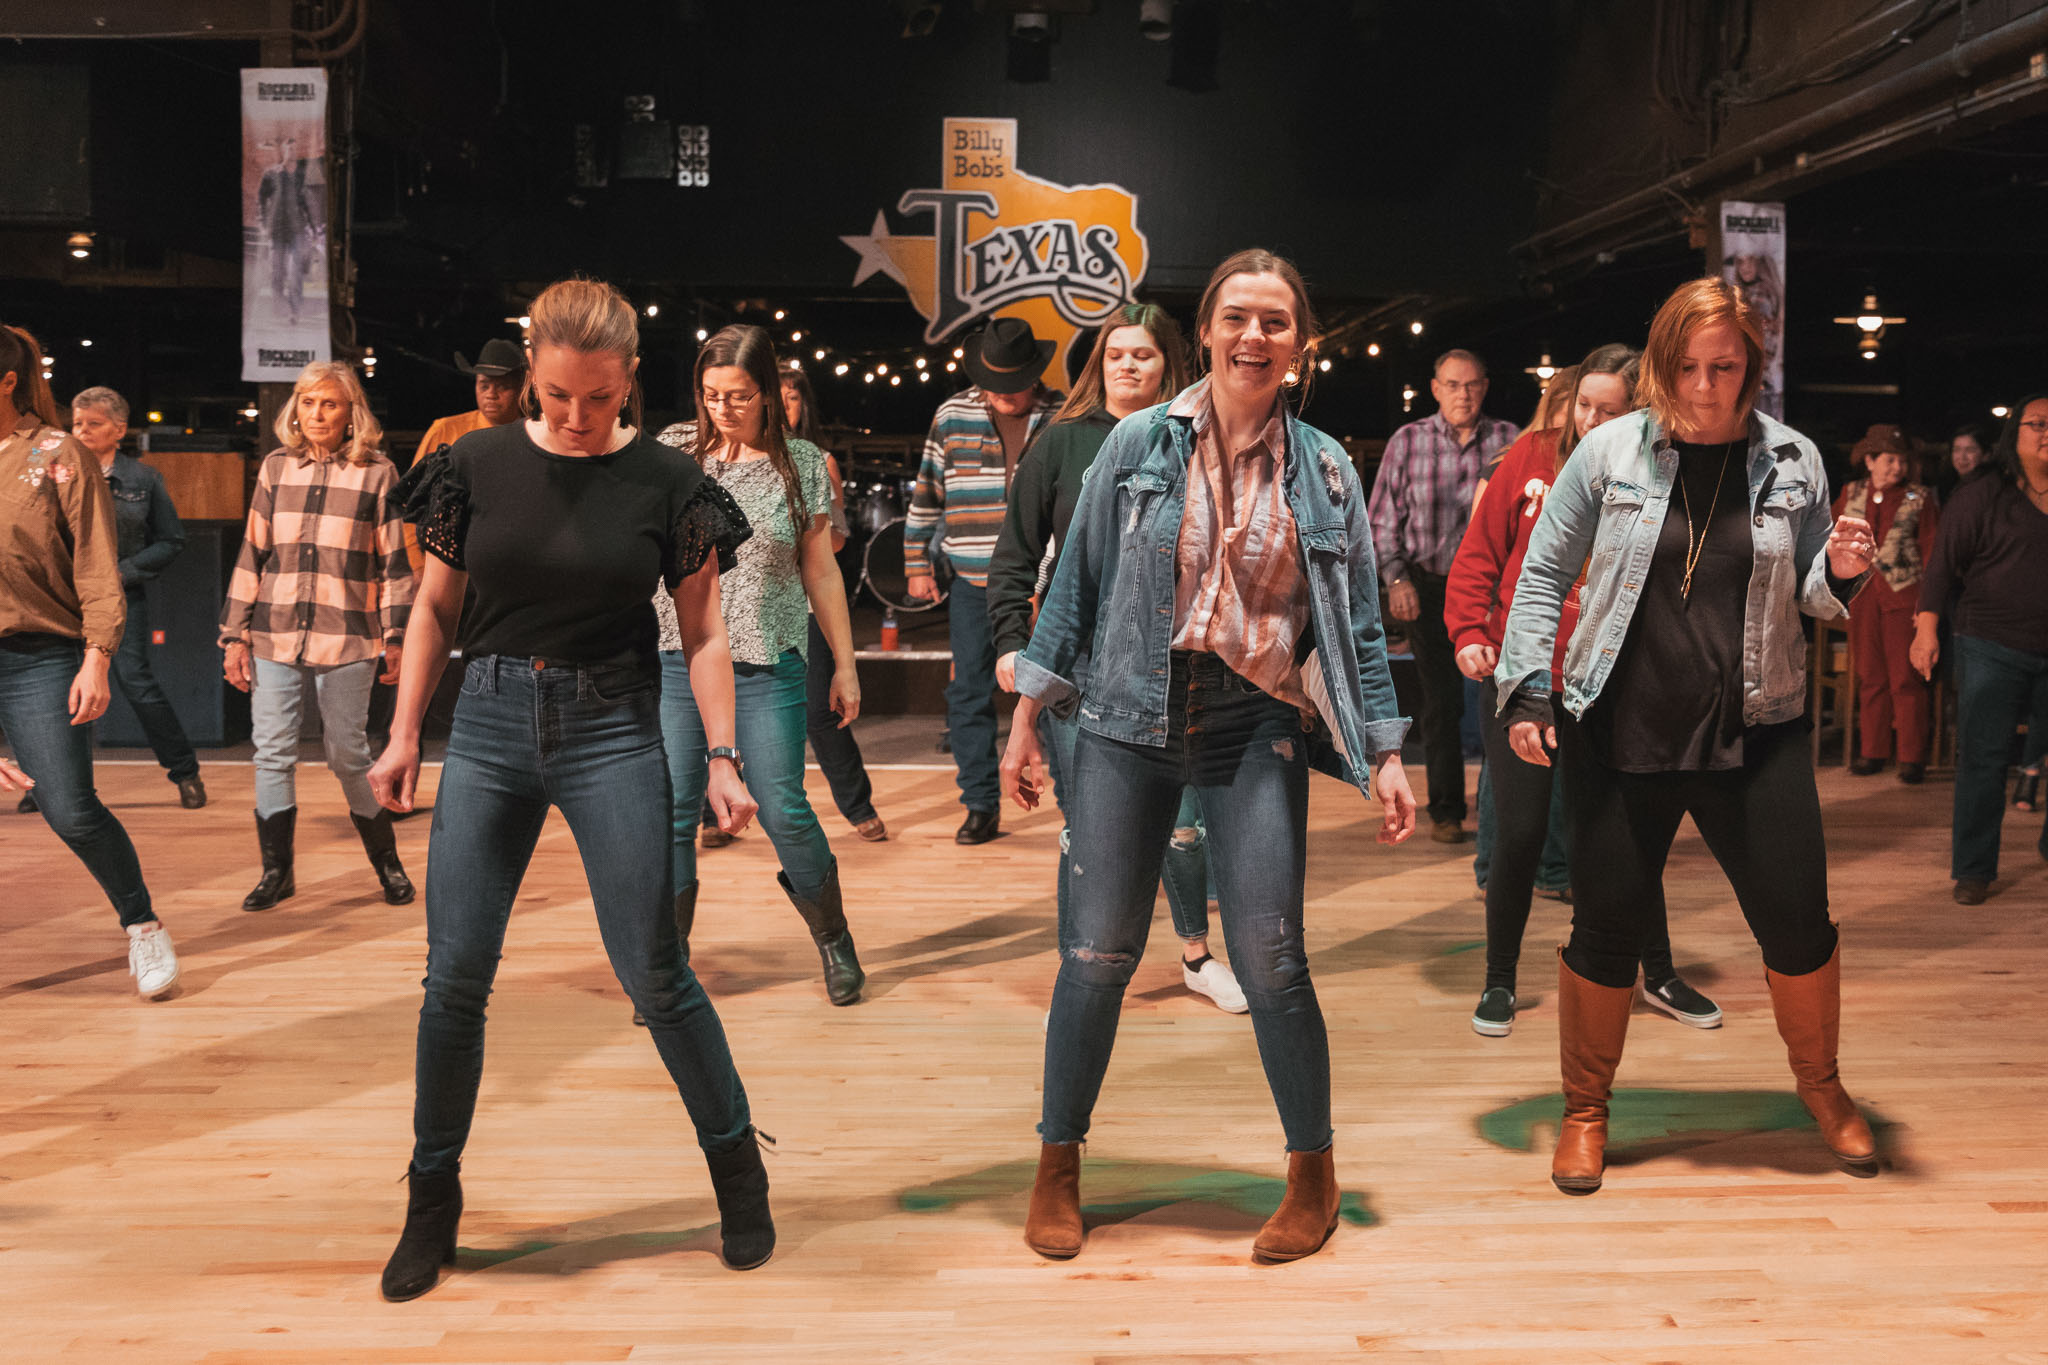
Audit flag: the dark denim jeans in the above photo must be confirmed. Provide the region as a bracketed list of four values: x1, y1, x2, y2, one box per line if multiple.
[1472, 755, 1569, 893]
[1406, 571, 1468, 825]
[411, 655, 752, 1176]
[1040, 705, 1211, 943]
[0, 633, 155, 928]
[1040, 653, 1329, 1152]
[662, 649, 836, 899]
[804, 616, 877, 825]
[1952, 634, 2048, 881]
[944, 578, 1001, 814]
[111, 590, 199, 783]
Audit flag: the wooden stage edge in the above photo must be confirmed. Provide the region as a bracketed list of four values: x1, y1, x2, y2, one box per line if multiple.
[3, 759, 2045, 1363]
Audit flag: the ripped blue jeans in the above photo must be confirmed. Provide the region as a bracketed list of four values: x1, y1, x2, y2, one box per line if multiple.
[1039, 651, 1328, 1152]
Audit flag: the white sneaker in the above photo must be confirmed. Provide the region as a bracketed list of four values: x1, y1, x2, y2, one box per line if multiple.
[1182, 955, 1249, 1014]
[127, 922, 180, 999]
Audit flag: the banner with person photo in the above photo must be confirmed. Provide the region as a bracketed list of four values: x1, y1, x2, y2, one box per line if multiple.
[240, 68, 331, 382]
[1719, 200, 1785, 419]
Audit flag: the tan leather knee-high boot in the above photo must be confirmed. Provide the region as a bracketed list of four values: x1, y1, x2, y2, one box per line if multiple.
[1553, 949, 1636, 1194]
[1765, 937, 1878, 1175]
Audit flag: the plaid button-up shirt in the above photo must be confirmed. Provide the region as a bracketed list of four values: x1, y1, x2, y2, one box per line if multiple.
[1367, 411, 1519, 582]
[220, 445, 414, 666]
[1168, 379, 1312, 712]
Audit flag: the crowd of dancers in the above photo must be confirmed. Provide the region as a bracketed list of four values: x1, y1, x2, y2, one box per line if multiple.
[3, 246, 2045, 1297]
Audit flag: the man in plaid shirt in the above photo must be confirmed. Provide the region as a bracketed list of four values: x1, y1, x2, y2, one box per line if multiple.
[1367, 349, 1519, 843]
[904, 319, 1062, 845]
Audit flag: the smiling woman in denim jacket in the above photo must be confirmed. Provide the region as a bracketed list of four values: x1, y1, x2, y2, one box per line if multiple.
[1495, 277, 1881, 1196]
[1004, 249, 1417, 1265]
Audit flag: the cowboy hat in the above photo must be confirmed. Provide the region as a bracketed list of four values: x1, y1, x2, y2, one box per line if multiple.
[960, 317, 1055, 395]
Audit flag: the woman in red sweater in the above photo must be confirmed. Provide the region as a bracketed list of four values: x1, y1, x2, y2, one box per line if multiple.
[1446, 344, 1717, 1037]
[1833, 424, 1939, 781]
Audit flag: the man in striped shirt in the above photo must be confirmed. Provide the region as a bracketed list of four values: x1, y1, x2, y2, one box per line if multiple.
[1367, 348, 1519, 844]
[905, 318, 1063, 844]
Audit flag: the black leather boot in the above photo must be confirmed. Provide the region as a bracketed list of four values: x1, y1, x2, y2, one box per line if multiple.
[704, 1129, 775, 1270]
[351, 808, 416, 904]
[635, 883, 701, 1026]
[380, 1165, 462, 1301]
[777, 864, 864, 1005]
[242, 808, 297, 911]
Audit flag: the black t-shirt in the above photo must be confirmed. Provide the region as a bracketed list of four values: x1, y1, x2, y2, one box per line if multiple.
[400, 422, 748, 668]
[1587, 437, 1757, 772]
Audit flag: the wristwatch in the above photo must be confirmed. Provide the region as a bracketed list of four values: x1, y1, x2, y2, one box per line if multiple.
[707, 745, 744, 779]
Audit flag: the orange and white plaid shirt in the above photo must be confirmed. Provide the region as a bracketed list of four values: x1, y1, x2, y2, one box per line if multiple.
[220, 445, 414, 666]
[1168, 379, 1312, 711]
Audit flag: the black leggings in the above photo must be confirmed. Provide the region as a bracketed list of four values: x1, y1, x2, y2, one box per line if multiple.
[1557, 708, 1837, 989]
[1479, 697, 1675, 991]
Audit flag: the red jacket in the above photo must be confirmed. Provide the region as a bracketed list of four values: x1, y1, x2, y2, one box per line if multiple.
[1445, 426, 1579, 689]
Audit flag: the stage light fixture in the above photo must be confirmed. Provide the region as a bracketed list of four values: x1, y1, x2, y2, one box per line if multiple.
[1007, 13, 1053, 83]
[1524, 353, 1557, 388]
[898, 0, 943, 38]
[1991, 405, 2010, 418]
[67, 231, 92, 259]
[1139, 0, 1173, 40]
[1833, 292, 1905, 359]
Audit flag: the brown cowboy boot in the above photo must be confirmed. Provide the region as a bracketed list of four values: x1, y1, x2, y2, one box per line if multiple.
[1023, 1141, 1084, 1259]
[1764, 937, 1878, 1175]
[1252, 1145, 1340, 1263]
[1553, 949, 1635, 1194]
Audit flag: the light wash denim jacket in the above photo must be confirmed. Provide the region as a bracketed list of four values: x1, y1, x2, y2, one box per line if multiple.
[1014, 394, 1410, 797]
[1494, 408, 1860, 725]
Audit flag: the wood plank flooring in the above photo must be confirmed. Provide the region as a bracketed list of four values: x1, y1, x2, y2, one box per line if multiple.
[3, 755, 2045, 1362]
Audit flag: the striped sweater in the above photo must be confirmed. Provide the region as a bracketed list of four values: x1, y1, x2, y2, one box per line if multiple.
[903, 387, 1062, 587]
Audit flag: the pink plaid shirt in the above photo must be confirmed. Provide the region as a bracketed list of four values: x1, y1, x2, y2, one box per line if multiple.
[220, 445, 414, 666]
[1168, 379, 1312, 711]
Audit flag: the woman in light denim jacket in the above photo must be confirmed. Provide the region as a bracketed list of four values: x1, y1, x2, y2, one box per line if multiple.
[1495, 277, 1881, 1196]
[1003, 250, 1416, 1266]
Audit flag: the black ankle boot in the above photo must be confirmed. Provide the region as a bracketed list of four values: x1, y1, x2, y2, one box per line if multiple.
[704, 1129, 775, 1270]
[777, 864, 864, 1005]
[242, 808, 297, 911]
[381, 1165, 462, 1301]
[351, 808, 415, 904]
[635, 883, 702, 1026]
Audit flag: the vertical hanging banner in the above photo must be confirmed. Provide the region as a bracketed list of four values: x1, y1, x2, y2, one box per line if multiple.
[1719, 200, 1785, 418]
[841, 118, 1148, 387]
[240, 68, 331, 382]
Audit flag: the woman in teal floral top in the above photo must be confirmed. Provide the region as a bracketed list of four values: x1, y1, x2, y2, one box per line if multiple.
[654, 325, 867, 1005]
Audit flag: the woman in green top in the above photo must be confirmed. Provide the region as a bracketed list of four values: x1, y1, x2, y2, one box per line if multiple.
[655, 325, 867, 1006]
[989, 305, 1247, 1013]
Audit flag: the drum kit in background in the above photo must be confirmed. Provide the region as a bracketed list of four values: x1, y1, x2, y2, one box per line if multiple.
[836, 443, 950, 614]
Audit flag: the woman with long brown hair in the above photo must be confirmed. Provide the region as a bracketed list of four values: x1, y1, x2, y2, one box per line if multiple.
[0, 323, 176, 998]
[1448, 344, 1717, 1037]
[1005, 250, 1416, 1263]
[1497, 278, 1880, 1194]
[369, 278, 768, 1300]
[991, 304, 1250, 1010]
[653, 324, 867, 1006]
[220, 360, 415, 910]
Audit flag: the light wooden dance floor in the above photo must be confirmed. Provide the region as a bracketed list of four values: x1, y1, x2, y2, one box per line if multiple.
[4, 752, 2045, 1363]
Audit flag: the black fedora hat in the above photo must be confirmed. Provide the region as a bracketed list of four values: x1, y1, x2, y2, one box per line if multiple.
[454, 338, 528, 377]
[961, 317, 1055, 395]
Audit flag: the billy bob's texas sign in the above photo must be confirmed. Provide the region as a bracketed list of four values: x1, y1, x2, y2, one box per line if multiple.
[841, 117, 1150, 386]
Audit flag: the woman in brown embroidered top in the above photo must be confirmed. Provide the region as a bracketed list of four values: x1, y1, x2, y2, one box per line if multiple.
[0, 322, 177, 999]
[1834, 424, 1939, 782]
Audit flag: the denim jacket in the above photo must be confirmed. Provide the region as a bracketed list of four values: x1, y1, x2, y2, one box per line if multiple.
[1494, 408, 1859, 725]
[1014, 395, 1409, 797]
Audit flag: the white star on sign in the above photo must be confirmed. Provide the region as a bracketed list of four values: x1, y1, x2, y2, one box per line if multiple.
[839, 210, 909, 287]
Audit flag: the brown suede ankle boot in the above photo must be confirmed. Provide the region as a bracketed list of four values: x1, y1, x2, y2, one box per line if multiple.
[1765, 937, 1877, 1175]
[1252, 1146, 1340, 1263]
[1023, 1141, 1084, 1259]
[1553, 949, 1635, 1195]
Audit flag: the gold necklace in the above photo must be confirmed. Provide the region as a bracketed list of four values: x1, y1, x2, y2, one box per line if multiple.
[1677, 440, 1736, 601]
